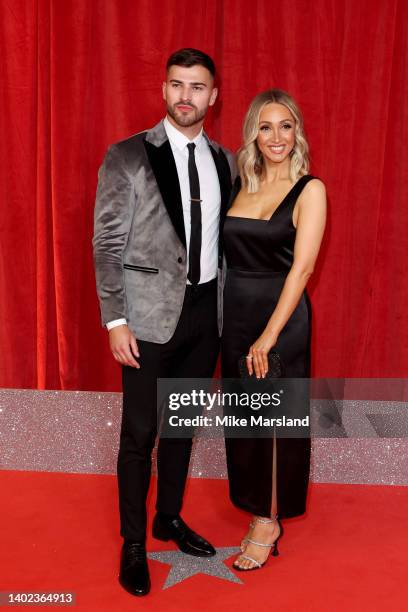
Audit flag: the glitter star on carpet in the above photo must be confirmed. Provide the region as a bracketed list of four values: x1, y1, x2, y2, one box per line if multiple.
[147, 547, 243, 588]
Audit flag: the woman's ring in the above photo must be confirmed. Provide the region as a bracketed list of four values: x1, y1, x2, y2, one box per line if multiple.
[246, 355, 253, 360]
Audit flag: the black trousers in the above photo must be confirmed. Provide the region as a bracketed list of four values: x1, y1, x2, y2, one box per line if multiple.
[117, 279, 219, 542]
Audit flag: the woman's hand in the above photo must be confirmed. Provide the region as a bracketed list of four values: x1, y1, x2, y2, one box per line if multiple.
[247, 329, 278, 378]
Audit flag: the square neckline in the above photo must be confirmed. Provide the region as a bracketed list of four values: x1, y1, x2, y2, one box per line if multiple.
[226, 175, 307, 223]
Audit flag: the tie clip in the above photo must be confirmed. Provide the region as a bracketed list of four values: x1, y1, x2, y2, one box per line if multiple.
[190, 198, 202, 202]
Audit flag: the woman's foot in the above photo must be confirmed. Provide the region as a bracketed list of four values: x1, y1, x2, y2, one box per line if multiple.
[233, 516, 282, 571]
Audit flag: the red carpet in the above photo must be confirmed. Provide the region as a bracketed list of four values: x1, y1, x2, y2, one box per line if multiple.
[1, 470, 407, 611]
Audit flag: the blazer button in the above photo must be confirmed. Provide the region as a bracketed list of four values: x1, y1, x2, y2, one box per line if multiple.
[177, 257, 183, 263]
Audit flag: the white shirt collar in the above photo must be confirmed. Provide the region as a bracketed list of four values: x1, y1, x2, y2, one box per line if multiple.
[163, 116, 204, 152]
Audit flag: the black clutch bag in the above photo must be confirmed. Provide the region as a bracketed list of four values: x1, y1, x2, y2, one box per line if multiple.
[238, 351, 284, 379]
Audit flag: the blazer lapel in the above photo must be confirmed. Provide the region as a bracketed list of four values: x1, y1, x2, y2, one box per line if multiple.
[208, 145, 232, 223]
[143, 127, 186, 248]
[208, 144, 233, 264]
[143, 121, 233, 253]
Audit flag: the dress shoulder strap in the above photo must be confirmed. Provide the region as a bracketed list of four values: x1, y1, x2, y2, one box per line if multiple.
[288, 174, 317, 205]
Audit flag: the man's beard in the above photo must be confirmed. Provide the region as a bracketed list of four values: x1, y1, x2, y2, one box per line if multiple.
[167, 102, 207, 128]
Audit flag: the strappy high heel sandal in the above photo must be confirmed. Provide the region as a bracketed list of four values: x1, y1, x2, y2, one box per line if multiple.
[240, 519, 255, 552]
[233, 515, 284, 571]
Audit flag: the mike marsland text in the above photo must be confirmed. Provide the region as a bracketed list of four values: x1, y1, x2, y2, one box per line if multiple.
[167, 415, 310, 427]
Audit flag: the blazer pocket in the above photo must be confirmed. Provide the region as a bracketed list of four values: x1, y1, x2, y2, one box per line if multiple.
[123, 263, 159, 274]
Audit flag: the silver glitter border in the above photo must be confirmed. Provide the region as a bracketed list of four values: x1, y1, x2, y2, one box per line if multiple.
[0, 389, 407, 485]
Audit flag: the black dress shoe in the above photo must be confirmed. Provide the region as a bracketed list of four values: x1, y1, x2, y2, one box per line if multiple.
[152, 513, 216, 557]
[119, 541, 151, 596]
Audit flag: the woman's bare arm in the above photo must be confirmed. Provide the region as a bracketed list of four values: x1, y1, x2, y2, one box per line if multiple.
[248, 179, 327, 378]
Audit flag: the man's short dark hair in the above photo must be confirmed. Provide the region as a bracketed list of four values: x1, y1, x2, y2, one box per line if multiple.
[166, 48, 216, 78]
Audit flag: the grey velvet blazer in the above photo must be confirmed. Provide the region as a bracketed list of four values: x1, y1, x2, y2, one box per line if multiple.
[93, 119, 236, 343]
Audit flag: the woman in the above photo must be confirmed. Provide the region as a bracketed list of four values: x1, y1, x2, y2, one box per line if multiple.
[221, 89, 326, 571]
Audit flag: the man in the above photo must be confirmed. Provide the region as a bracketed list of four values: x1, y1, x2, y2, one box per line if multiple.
[93, 48, 235, 596]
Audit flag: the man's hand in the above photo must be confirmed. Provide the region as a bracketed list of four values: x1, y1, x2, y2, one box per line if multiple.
[109, 325, 140, 368]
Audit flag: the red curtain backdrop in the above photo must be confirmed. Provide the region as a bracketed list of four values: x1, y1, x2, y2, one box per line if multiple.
[1, 0, 407, 391]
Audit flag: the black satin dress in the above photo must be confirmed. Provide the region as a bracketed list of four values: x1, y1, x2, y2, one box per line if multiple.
[221, 175, 315, 519]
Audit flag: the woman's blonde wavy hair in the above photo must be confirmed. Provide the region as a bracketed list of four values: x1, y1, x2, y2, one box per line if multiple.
[238, 89, 309, 193]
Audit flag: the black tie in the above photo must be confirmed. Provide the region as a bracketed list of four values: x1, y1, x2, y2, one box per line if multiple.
[187, 142, 201, 285]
